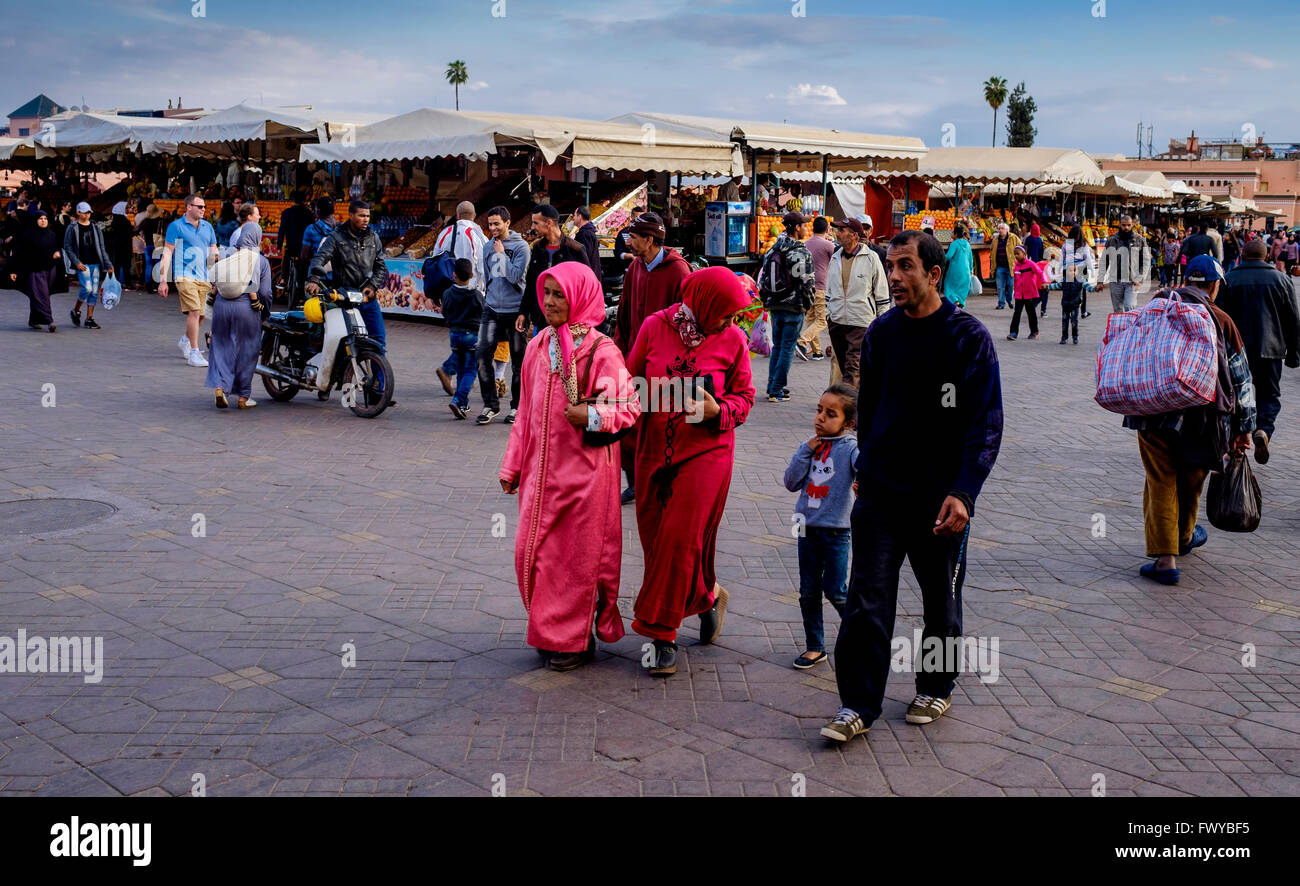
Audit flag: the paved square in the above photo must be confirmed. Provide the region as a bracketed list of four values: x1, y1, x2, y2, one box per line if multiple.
[0, 286, 1297, 796]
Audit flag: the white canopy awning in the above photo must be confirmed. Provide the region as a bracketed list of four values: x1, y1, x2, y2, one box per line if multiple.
[34, 112, 184, 156]
[607, 112, 926, 171]
[1077, 169, 1174, 200]
[0, 136, 34, 161]
[167, 104, 385, 159]
[301, 108, 739, 175]
[894, 147, 1105, 186]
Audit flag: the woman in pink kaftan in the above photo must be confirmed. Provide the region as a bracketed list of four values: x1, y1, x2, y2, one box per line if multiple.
[499, 262, 642, 671]
[626, 266, 755, 675]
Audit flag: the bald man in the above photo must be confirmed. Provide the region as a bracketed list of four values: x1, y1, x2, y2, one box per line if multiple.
[433, 201, 489, 398]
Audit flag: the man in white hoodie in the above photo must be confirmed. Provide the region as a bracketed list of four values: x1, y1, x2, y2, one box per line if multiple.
[825, 218, 890, 387]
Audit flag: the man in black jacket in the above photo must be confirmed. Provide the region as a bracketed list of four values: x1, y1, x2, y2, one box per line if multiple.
[572, 205, 603, 283]
[276, 189, 314, 305]
[306, 199, 388, 350]
[1218, 237, 1300, 463]
[1179, 224, 1215, 265]
[518, 204, 587, 335]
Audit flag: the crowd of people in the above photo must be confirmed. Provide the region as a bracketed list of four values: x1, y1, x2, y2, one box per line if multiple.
[5, 177, 1299, 742]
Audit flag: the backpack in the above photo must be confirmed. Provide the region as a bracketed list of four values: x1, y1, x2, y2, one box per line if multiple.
[758, 240, 793, 301]
[421, 221, 461, 302]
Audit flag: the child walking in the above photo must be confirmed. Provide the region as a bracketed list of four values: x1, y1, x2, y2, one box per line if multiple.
[1006, 244, 1046, 341]
[440, 258, 482, 419]
[783, 383, 859, 669]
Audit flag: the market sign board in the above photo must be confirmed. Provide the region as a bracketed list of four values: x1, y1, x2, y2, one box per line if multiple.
[374, 259, 443, 318]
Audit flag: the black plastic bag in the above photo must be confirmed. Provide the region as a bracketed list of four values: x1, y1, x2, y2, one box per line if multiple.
[1207, 455, 1262, 533]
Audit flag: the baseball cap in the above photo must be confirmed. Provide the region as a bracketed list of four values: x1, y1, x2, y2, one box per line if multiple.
[1185, 255, 1225, 283]
[76, 201, 91, 213]
[856, 213, 874, 229]
[832, 218, 866, 238]
[782, 210, 808, 227]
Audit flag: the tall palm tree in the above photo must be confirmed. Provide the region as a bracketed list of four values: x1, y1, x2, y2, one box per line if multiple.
[983, 77, 1008, 147]
[445, 60, 469, 111]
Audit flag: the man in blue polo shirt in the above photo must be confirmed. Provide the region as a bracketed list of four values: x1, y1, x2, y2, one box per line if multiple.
[158, 194, 218, 367]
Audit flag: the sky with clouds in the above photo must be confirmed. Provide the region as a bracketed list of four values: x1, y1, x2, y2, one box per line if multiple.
[3, 0, 1296, 153]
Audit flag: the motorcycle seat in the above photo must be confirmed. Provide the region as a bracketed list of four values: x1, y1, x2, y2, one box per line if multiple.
[268, 310, 310, 324]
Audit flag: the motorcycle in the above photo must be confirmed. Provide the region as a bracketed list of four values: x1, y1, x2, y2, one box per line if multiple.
[256, 289, 394, 418]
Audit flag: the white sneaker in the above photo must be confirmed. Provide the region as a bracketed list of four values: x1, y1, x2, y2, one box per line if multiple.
[178, 335, 192, 358]
[187, 350, 209, 367]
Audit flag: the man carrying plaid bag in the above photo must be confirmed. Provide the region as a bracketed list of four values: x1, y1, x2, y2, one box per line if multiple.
[1123, 256, 1256, 585]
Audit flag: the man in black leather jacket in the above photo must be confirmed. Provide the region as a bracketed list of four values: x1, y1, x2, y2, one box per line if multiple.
[306, 199, 388, 350]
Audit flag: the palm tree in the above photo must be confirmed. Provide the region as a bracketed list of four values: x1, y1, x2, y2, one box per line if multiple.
[983, 77, 1008, 147]
[445, 60, 469, 111]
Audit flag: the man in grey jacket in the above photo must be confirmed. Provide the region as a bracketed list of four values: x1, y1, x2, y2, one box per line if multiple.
[476, 205, 531, 424]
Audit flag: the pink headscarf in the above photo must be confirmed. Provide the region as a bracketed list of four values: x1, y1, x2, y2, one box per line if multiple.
[1030, 223, 1041, 237]
[537, 261, 606, 380]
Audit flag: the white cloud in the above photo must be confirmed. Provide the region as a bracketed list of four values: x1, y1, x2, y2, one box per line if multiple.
[786, 83, 846, 106]
[467, 81, 489, 91]
[1228, 51, 1281, 70]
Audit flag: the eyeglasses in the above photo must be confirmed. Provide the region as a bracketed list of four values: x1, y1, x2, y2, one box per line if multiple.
[190, 204, 206, 209]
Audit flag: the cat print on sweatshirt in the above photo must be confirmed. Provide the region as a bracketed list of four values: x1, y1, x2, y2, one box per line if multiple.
[806, 444, 835, 509]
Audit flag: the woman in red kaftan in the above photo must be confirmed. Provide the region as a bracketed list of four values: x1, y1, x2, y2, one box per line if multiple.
[499, 263, 642, 671]
[626, 266, 755, 675]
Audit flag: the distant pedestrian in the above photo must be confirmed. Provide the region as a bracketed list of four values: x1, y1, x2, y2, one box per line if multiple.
[1059, 225, 1095, 345]
[1218, 238, 1300, 464]
[1125, 256, 1254, 586]
[1100, 215, 1149, 313]
[796, 215, 834, 360]
[107, 202, 134, 288]
[214, 201, 238, 245]
[571, 205, 603, 283]
[207, 220, 270, 409]
[1023, 223, 1049, 316]
[7, 210, 60, 331]
[1006, 244, 1044, 341]
[475, 205, 531, 424]
[783, 383, 858, 670]
[825, 217, 889, 388]
[1160, 228, 1182, 287]
[440, 259, 483, 420]
[159, 194, 218, 366]
[519, 203, 587, 343]
[989, 223, 1019, 309]
[758, 212, 815, 402]
[821, 230, 1002, 742]
[942, 222, 973, 308]
[63, 202, 111, 330]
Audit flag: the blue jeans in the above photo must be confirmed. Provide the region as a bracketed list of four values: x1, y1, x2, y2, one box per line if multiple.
[766, 309, 803, 397]
[358, 298, 386, 351]
[798, 526, 850, 652]
[448, 328, 478, 408]
[995, 266, 1013, 308]
[76, 264, 101, 305]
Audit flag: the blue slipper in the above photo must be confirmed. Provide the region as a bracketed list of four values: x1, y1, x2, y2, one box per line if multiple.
[1139, 562, 1180, 585]
[1179, 525, 1207, 556]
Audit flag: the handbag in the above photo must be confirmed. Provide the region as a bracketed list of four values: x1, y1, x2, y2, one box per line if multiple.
[573, 340, 637, 447]
[1095, 291, 1217, 416]
[1206, 455, 1262, 532]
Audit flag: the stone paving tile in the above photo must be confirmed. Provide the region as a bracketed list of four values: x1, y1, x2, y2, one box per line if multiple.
[0, 287, 1298, 795]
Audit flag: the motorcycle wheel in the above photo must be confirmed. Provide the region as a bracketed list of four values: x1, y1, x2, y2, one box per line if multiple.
[344, 350, 394, 418]
[262, 374, 300, 402]
[317, 390, 330, 401]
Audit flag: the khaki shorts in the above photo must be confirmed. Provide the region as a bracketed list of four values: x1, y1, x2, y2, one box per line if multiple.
[175, 278, 209, 314]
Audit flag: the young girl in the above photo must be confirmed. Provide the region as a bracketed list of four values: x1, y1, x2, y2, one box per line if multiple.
[783, 384, 859, 669]
[1007, 244, 1047, 341]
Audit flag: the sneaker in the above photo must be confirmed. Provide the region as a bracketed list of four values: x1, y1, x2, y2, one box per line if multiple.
[809, 352, 825, 361]
[1027, 333, 1039, 340]
[1073, 339, 1079, 345]
[237, 398, 257, 409]
[70, 309, 82, 327]
[1006, 334, 1017, 341]
[178, 335, 191, 357]
[1081, 311, 1092, 318]
[1253, 430, 1270, 465]
[766, 393, 791, 403]
[504, 409, 517, 424]
[905, 694, 952, 725]
[475, 408, 499, 425]
[187, 350, 209, 367]
[1059, 337, 1068, 344]
[820, 707, 868, 742]
[620, 487, 636, 506]
[83, 318, 101, 329]
[436, 368, 454, 396]
[449, 402, 467, 420]
[697, 586, 728, 645]
[794, 343, 809, 362]
[995, 304, 1006, 310]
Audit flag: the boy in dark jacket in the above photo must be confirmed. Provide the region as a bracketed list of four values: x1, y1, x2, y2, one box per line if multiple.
[439, 258, 483, 419]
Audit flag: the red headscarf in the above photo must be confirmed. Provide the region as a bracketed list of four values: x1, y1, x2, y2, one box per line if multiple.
[677, 267, 751, 346]
[1030, 223, 1041, 237]
[537, 261, 606, 380]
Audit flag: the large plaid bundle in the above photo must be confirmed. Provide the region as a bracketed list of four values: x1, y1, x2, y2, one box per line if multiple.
[1095, 292, 1217, 416]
